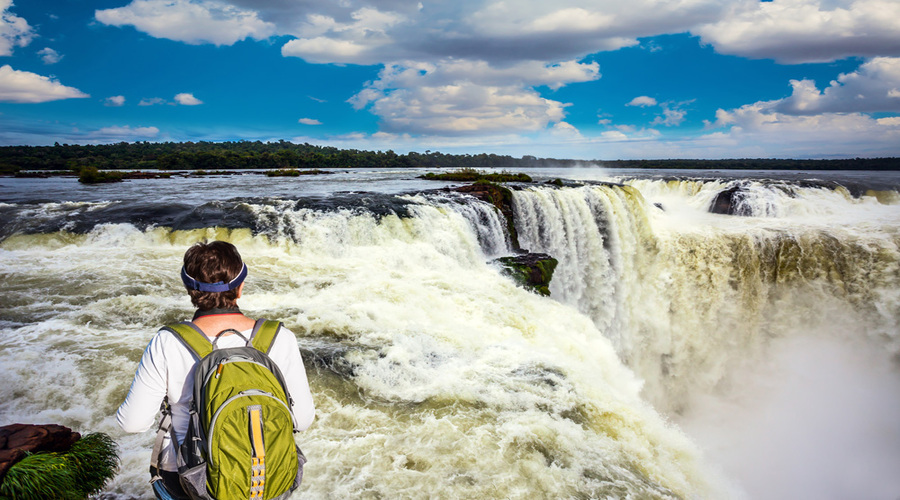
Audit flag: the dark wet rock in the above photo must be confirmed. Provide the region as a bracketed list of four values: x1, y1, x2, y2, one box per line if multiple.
[0, 424, 81, 480]
[0, 449, 26, 482]
[653, 202, 664, 211]
[301, 343, 358, 379]
[454, 182, 522, 251]
[709, 186, 751, 216]
[0, 423, 80, 454]
[494, 253, 559, 296]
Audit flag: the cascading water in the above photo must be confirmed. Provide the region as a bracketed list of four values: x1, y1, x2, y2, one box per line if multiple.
[513, 180, 899, 410]
[1, 170, 898, 499]
[0, 184, 723, 499]
[512, 177, 900, 499]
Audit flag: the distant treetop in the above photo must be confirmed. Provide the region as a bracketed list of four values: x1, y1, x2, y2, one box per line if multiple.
[1, 140, 897, 173]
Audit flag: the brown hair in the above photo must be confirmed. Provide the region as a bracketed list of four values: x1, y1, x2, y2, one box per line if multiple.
[183, 241, 245, 310]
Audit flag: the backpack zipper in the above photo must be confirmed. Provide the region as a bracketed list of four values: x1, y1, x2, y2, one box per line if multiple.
[206, 389, 294, 468]
[201, 356, 263, 388]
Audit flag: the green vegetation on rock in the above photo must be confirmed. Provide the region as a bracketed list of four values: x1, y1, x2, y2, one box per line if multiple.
[495, 253, 559, 296]
[77, 166, 123, 184]
[265, 168, 330, 177]
[420, 168, 532, 182]
[0, 433, 119, 500]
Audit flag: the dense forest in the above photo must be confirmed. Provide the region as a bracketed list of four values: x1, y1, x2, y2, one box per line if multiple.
[1, 140, 898, 173]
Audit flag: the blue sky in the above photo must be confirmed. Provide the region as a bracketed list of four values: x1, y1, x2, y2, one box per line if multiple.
[1, 0, 899, 159]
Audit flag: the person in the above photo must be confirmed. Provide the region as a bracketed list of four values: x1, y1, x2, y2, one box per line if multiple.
[117, 241, 315, 499]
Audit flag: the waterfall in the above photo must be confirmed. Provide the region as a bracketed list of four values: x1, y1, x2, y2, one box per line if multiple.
[512, 182, 900, 412]
[0, 193, 724, 499]
[2, 171, 898, 499]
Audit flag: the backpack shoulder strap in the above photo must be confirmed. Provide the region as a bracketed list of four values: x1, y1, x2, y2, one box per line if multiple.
[162, 322, 213, 360]
[248, 319, 281, 355]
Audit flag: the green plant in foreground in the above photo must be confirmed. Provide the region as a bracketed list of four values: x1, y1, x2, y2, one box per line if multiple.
[0, 433, 119, 500]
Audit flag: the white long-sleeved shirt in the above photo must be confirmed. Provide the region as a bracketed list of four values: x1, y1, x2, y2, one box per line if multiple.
[117, 322, 315, 471]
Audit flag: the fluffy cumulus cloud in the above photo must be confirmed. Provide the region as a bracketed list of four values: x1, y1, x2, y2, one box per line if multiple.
[348, 59, 598, 135]
[627, 96, 658, 107]
[96, 0, 726, 63]
[298, 118, 321, 125]
[457, 0, 725, 60]
[95, 0, 276, 46]
[694, 0, 900, 63]
[174, 92, 203, 105]
[0, 65, 89, 103]
[704, 105, 900, 157]
[92, 125, 160, 140]
[652, 105, 688, 127]
[274, 0, 731, 66]
[105, 95, 126, 106]
[624, 96, 690, 126]
[772, 57, 900, 114]
[699, 74, 900, 157]
[38, 47, 62, 64]
[0, 0, 33, 56]
[281, 7, 407, 64]
[90, 0, 900, 150]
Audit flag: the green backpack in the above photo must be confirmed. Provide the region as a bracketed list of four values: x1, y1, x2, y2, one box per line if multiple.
[151, 319, 305, 500]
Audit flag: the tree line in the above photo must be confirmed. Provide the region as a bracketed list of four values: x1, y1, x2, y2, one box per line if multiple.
[1, 140, 898, 173]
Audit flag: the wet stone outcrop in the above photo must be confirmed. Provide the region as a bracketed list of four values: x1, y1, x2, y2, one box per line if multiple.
[0, 424, 119, 499]
[709, 186, 751, 216]
[0, 424, 81, 481]
[454, 182, 521, 251]
[494, 253, 559, 296]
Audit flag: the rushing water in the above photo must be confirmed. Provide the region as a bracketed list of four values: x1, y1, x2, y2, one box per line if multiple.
[1, 168, 898, 499]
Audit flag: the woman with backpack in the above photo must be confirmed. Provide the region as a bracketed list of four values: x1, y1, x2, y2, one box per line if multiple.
[117, 241, 316, 500]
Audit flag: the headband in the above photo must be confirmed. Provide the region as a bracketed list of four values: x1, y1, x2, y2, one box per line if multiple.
[181, 263, 247, 293]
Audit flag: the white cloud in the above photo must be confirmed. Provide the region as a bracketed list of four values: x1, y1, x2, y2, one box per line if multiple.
[772, 57, 900, 114]
[282, 37, 370, 64]
[0, 65, 89, 103]
[529, 8, 614, 33]
[358, 59, 599, 91]
[38, 47, 62, 64]
[92, 125, 160, 140]
[0, 0, 33, 56]
[351, 81, 569, 135]
[281, 7, 406, 64]
[626, 96, 690, 126]
[652, 105, 687, 127]
[174, 92, 203, 105]
[92, 0, 900, 68]
[703, 99, 900, 157]
[347, 60, 589, 135]
[81, 0, 900, 156]
[139, 97, 167, 106]
[95, 0, 276, 46]
[298, 118, 322, 125]
[274, 1, 734, 66]
[462, 0, 726, 59]
[105, 95, 126, 106]
[627, 96, 657, 107]
[548, 121, 583, 139]
[694, 0, 900, 63]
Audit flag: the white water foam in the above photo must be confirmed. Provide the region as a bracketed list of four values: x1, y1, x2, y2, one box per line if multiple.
[511, 181, 900, 499]
[0, 196, 724, 498]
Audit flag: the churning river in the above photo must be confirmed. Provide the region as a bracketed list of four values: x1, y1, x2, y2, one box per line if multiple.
[1, 167, 898, 499]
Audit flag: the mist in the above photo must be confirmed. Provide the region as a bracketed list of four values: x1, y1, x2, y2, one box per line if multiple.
[677, 335, 900, 500]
